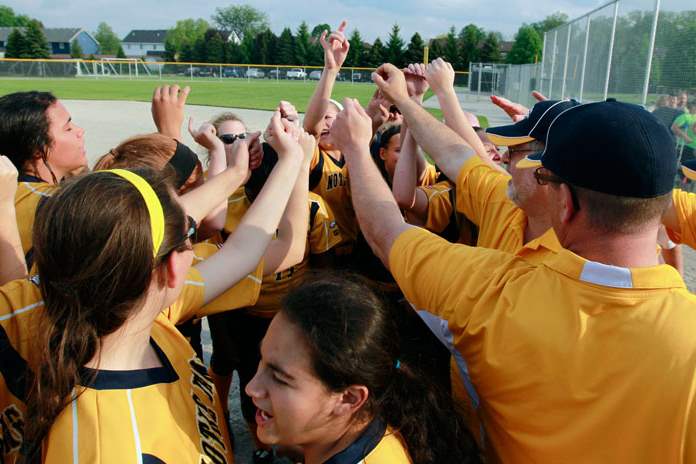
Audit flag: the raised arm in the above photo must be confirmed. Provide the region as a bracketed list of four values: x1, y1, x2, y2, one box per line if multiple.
[303, 21, 349, 136]
[373, 64, 476, 182]
[196, 112, 304, 304]
[0, 156, 26, 284]
[151, 85, 190, 140]
[392, 125, 429, 225]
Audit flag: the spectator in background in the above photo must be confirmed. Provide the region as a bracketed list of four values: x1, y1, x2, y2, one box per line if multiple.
[652, 95, 683, 136]
[676, 90, 689, 111]
[672, 101, 696, 163]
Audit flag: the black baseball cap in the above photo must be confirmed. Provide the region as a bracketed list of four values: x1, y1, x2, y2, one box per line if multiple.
[517, 99, 677, 198]
[682, 159, 696, 180]
[486, 99, 581, 146]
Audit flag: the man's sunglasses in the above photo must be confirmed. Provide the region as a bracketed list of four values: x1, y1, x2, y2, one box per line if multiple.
[219, 133, 248, 145]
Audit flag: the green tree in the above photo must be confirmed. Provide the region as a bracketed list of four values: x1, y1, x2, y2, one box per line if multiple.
[205, 29, 226, 63]
[294, 21, 312, 65]
[405, 32, 425, 64]
[116, 45, 126, 58]
[530, 12, 568, 37]
[385, 24, 405, 67]
[165, 18, 209, 61]
[212, 4, 268, 41]
[311, 23, 331, 41]
[251, 29, 277, 64]
[4, 28, 27, 58]
[0, 5, 31, 27]
[366, 37, 386, 68]
[70, 39, 83, 58]
[94, 22, 121, 55]
[479, 31, 502, 63]
[459, 24, 484, 65]
[507, 25, 542, 64]
[23, 20, 49, 58]
[276, 27, 295, 65]
[239, 34, 255, 63]
[346, 29, 365, 67]
[429, 37, 445, 61]
[444, 26, 460, 68]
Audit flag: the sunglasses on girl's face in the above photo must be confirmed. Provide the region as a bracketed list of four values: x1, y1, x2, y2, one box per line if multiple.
[218, 133, 247, 145]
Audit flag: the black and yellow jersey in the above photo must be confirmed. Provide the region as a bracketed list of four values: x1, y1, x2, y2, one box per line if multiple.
[323, 419, 412, 464]
[418, 181, 478, 246]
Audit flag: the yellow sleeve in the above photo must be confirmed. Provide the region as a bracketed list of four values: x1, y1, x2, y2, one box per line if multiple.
[310, 144, 321, 170]
[15, 183, 56, 255]
[223, 187, 250, 234]
[161, 268, 205, 325]
[388, 227, 512, 325]
[308, 195, 343, 254]
[670, 189, 696, 249]
[419, 163, 439, 187]
[455, 156, 511, 226]
[198, 258, 263, 317]
[421, 182, 454, 234]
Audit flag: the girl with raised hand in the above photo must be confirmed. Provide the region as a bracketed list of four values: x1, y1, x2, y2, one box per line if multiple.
[246, 276, 480, 464]
[0, 111, 304, 463]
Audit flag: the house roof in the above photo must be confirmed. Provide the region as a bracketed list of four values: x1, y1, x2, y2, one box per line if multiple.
[0, 27, 82, 43]
[122, 30, 168, 44]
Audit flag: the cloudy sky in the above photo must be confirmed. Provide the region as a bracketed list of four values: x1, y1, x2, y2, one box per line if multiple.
[7, 0, 694, 41]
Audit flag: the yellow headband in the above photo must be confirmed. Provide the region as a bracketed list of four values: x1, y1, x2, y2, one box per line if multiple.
[103, 169, 165, 258]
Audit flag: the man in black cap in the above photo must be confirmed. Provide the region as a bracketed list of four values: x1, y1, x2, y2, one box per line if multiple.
[330, 63, 696, 462]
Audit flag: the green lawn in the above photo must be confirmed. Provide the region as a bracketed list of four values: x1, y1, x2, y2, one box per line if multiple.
[0, 76, 466, 122]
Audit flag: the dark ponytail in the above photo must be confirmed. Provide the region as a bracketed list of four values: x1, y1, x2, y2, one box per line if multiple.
[370, 123, 401, 183]
[281, 275, 480, 464]
[22, 168, 187, 461]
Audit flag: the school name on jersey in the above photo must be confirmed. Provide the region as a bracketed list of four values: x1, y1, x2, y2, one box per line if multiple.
[326, 172, 347, 191]
[0, 404, 23, 457]
[189, 357, 229, 464]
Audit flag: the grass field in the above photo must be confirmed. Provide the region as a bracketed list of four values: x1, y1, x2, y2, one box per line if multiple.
[0, 77, 447, 120]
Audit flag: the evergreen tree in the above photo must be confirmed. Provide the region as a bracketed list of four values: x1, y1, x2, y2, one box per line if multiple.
[507, 25, 542, 64]
[179, 43, 195, 63]
[346, 29, 365, 67]
[429, 38, 445, 61]
[444, 26, 460, 68]
[70, 39, 83, 58]
[366, 37, 386, 68]
[405, 32, 425, 64]
[459, 24, 484, 65]
[252, 29, 277, 64]
[239, 34, 254, 63]
[116, 45, 126, 59]
[294, 21, 312, 65]
[276, 27, 295, 65]
[479, 32, 502, 63]
[5, 28, 27, 58]
[23, 20, 49, 58]
[94, 22, 120, 55]
[385, 24, 405, 67]
[205, 29, 226, 63]
[225, 40, 243, 63]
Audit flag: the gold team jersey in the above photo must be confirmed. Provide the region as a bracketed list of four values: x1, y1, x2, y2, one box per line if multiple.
[456, 156, 526, 252]
[323, 420, 411, 464]
[14, 181, 57, 257]
[669, 188, 696, 249]
[418, 181, 478, 246]
[0, 264, 264, 463]
[309, 146, 357, 243]
[419, 163, 438, 187]
[245, 192, 342, 317]
[390, 227, 696, 463]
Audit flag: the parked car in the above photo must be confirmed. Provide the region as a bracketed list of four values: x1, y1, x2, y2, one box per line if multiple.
[268, 69, 283, 79]
[286, 68, 307, 79]
[351, 72, 363, 82]
[223, 68, 240, 78]
[195, 67, 214, 77]
[309, 70, 322, 80]
[246, 68, 265, 78]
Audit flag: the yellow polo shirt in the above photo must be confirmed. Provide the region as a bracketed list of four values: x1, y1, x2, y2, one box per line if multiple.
[456, 156, 526, 253]
[14, 182, 56, 256]
[390, 226, 696, 463]
[669, 188, 696, 249]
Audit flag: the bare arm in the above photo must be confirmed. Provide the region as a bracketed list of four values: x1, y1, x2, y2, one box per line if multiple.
[151, 85, 190, 140]
[0, 156, 26, 284]
[178, 161, 247, 224]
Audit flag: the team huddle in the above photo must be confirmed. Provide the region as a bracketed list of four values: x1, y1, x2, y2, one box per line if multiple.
[0, 20, 694, 464]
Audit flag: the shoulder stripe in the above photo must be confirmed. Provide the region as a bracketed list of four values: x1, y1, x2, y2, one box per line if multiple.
[0, 300, 44, 322]
[22, 182, 52, 198]
[184, 280, 205, 287]
[126, 389, 144, 464]
[71, 393, 79, 464]
[246, 274, 262, 284]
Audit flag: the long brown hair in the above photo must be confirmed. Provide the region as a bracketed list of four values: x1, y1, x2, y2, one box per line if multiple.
[93, 133, 203, 194]
[22, 168, 187, 460]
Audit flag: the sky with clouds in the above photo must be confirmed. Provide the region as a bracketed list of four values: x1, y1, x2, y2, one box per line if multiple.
[7, 0, 695, 41]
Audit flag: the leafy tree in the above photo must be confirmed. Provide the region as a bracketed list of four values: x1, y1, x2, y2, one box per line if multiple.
[479, 31, 502, 63]
[366, 37, 386, 68]
[405, 32, 425, 64]
[225, 40, 243, 63]
[507, 25, 542, 64]
[444, 26, 460, 68]
[205, 29, 227, 63]
[294, 21, 312, 65]
[311, 23, 331, 41]
[0, 5, 31, 27]
[116, 45, 126, 59]
[165, 18, 209, 61]
[276, 27, 295, 65]
[459, 24, 484, 65]
[385, 24, 405, 67]
[23, 20, 49, 58]
[70, 39, 83, 58]
[94, 22, 121, 55]
[239, 34, 255, 63]
[346, 29, 365, 67]
[530, 12, 568, 37]
[5, 28, 27, 58]
[212, 4, 269, 41]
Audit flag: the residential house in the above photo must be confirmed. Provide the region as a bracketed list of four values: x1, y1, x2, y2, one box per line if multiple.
[0, 27, 100, 58]
[121, 30, 168, 62]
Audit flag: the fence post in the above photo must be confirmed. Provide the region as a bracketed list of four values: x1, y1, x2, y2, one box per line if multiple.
[467, 62, 472, 92]
[561, 23, 572, 99]
[604, 0, 620, 100]
[540, 32, 547, 95]
[579, 17, 591, 101]
[477, 63, 482, 101]
[189, 63, 193, 81]
[642, 0, 661, 106]
[219, 64, 223, 80]
[159, 63, 162, 80]
[548, 31, 557, 98]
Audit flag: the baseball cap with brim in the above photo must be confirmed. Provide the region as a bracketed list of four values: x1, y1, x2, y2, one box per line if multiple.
[682, 159, 696, 180]
[516, 99, 677, 198]
[486, 99, 580, 147]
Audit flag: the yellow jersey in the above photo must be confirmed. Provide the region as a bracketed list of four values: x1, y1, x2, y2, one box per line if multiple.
[669, 188, 696, 249]
[455, 156, 525, 253]
[309, 146, 357, 243]
[14, 181, 56, 257]
[390, 226, 696, 463]
[245, 192, 342, 317]
[324, 420, 412, 464]
[419, 181, 478, 245]
[419, 163, 439, 187]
